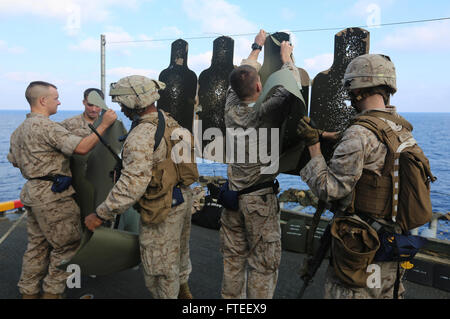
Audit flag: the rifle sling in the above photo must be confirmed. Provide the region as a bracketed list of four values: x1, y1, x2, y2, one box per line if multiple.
[306, 200, 327, 256]
[154, 109, 165, 151]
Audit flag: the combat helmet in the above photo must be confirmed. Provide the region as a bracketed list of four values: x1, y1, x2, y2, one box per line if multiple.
[342, 54, 397, 94]
[109, 75, 166, 109]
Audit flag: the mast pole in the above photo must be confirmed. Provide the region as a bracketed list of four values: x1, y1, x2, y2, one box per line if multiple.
[101, 34, 106, 95]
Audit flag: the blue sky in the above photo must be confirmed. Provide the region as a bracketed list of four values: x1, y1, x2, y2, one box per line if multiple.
[0, 0, 449, 112]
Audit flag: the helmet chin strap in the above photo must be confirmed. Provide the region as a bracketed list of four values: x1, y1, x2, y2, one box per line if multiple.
[127, 113, 141, 133]
[347, 91, 363, 112]
[132, 113, 140, 122]
[351, 100, 362, 113]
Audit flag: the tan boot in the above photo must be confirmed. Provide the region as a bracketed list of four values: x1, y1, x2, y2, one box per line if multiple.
[41, 292, 63, 299]
[178, 282, 193, 299]
[22, 293, 40, 299]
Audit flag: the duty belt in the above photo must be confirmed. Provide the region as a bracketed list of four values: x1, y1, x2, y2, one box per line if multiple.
[29, 175, 72, 193]
[357, 212, 395, 234]
[238, 179, 280, 196]
[29, 175, 58, 182]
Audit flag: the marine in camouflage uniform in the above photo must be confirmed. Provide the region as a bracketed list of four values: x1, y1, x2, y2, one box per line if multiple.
[221, 30, 301, 299]
[298, 54, 407, 299]
[60, 113, 93, 138]
[8, 81, 116, 298]
[85, 75, 195, 299]
[60, 88, 106, 137]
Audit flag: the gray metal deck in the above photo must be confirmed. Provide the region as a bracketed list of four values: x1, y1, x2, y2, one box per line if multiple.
[1, 215, 449, 299]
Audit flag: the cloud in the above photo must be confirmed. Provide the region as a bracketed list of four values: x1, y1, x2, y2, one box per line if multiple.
[233, 37, 253, 64]
[188, 51, 213, 74]
[379, 20, 450, 51]
[69, 37, 99, 53]
[0, 0, 149, 36]
[2, 72, 69, 88]
[3, 71, 45, 83]
[188, 37, 254, 75]
[107, 67, 159, 79]
[0, 40, 25, 54]
[2, 71, 101, 91]
[183, 0, 257, 35]
[303, 53, 334, 74]
[187, 30, 301, 76]
[0, 0, 142, 20]
[70, 26, 164, 54]
[347, 0, 395, 19]
[157, 26, 184, 38]
[182, 0, 261, 69]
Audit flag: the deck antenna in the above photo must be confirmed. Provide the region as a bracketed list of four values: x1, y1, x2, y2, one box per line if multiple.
[101, 34, 106, 95]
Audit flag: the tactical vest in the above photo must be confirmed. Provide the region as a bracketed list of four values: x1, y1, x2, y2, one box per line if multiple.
[348, 110, 436, 232]
[135, 111, 199, 225]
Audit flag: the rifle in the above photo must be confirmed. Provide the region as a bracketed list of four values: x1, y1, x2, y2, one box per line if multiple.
[297, 222, 332, 298]
[88, 124, 123, 182]
[297, 199, 332, 299]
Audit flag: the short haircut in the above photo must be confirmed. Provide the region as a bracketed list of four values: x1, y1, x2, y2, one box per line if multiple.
[355, 85, 394, 105]
[229, 65, 259, 100]
[83, 88, 104, 101]
[25, 81, 57, 106]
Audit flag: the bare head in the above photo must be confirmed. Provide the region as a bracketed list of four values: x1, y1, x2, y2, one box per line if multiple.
[229, 65, 262, 101]
[25, 81, 60, 115]
[83, 88, 104, 121]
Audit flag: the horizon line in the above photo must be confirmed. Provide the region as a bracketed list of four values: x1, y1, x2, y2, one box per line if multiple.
[0, 108, 448, 114]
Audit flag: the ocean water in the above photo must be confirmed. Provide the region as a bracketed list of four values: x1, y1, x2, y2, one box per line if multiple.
[0, 110, 449, 240]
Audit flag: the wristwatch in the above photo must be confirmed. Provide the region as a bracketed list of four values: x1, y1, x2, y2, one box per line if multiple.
[251, 43, 262, 51]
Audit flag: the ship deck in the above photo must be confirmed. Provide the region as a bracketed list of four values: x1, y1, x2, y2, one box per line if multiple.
[1, 215, 449, 299]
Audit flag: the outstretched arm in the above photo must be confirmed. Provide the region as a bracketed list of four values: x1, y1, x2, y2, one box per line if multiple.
[247, 29, 267, 61]
[74, 109, 117, 155]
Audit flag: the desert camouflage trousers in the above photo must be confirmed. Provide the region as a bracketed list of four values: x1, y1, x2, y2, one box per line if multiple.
[139, 187, 193, 299]
[220, 192, 281, 299]
[18, 197, 81, 295]
[324, 262, 406, 299]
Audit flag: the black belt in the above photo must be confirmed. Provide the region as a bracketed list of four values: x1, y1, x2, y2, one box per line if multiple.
[357, 212, 400, 234]
[29, 175, 57, 182]
[238, 179, 279, 196]
[29, 175, 72, 193]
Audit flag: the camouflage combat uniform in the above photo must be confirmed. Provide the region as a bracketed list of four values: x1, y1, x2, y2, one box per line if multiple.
[300, 107, 406, 299]
[95, 110, 193, 299]
[7, 113, 83, 296]
[60, 113, 94, 137]
[221, 59, 301, 299]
